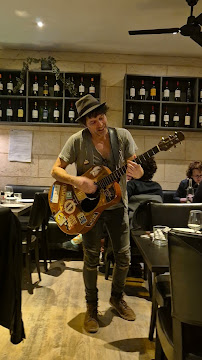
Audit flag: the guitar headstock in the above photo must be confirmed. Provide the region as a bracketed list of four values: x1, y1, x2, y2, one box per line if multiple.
[158, 131, 185, 152]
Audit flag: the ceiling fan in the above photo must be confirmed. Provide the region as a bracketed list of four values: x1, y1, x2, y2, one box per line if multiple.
[129, 0, 202, 47]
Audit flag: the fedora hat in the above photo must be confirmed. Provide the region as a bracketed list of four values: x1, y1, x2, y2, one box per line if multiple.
[75, 94, 106, 122]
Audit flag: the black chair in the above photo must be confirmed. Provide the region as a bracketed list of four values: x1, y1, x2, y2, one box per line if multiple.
[149, 202, 202, 341]
[155, 230, 202, 360]
[0, 207, 25, 344]
[21, 192, 51, 294]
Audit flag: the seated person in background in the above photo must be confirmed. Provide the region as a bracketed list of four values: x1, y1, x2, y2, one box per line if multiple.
[127, 157, 163, 201]
[173, 161, 202, 203]
[193, 181, 202, 203]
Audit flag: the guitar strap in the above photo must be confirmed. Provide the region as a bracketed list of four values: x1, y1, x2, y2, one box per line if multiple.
[108, 127, 120, 168]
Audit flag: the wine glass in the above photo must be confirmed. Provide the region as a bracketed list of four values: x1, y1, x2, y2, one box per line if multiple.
[4, 185, 13, 198]
[188, 210, 202, 232]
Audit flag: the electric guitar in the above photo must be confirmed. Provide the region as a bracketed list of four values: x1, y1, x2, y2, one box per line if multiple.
[48, 131, 185, 235]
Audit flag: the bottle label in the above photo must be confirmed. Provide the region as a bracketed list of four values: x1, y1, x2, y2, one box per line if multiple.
[163, 114, 169, 122]
[32, 109, 38, 119]
[79, 85, 85, 93]
[199, 115, 202, 124]
[18, 109, 24, 118]
[0, 109, 2, 117]
[130, 88, 135, 97]
[33, 83, 38, 91]
[7, 83, 13, 90]
[54, 110, 59, 118]
[139, 88, 145, 96]
[200, 90, 202, 98]
[150, 88, 156, 96]
[0, 83, 3, 91]
[150, 114, 156, 122]
[173, 115, 179, 122]
[19, 84, 24, 91]
[43, 89, 48, 95]
[128, 113, 134, 120]
[6, 109, 13, 116]
[175, 89, 181, 98]
[164, 89, 170, 97]
[68, 110, 75, 118]
[138, 114, 144, 120]
[43, 110, 48, 119]
[185, 115, 190, 126]
[89, 86, 95, 94]
[54, 83, 60, 92]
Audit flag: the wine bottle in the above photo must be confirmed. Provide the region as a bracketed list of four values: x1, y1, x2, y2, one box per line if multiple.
[32, 102, 38, 121]
[138, 109, 145, 125]
[129, 80, 135, 99]
[6, 100, 13, 121]
[42, 101, 49, 122]
[0, 101, 2, 120]
[186, 178, 194, 203]
[163, 106, 169, 127]
[149, 105, 156, 125]
[139, 80, 145, 100]
[19, 83, 24, 96]
[17, 100, 24, 121]
[186, 81, 192, 102]
[33, 75, 38, 96]
[184, 107, 191, 128]
[53, 102, 60, 123]
[43, 75, 49, 96]
[89, 77, 95, 95]
[68, 102, 75, 123]
[54, 79, 60, 96]
[199, 88, 202, 103]
[163, 81, 170, 101]
[175, 81, 181, 101]
[79, 76, 85, 96]
[198, 108, 202, 127]
[127, 105, 134, 125]
[7, 74, 13, 95]
[150, 80, 156, 100]
[173, 111, 180, 127]
[0, 74, 3, 94]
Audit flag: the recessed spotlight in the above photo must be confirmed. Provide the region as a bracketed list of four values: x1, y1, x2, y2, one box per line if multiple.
[37, 21, 44, 28]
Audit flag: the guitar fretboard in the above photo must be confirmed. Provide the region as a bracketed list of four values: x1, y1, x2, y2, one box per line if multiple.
[97, 145, 160, 189]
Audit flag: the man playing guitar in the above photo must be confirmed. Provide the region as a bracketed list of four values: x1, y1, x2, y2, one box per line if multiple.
[51, 94, 143, 333]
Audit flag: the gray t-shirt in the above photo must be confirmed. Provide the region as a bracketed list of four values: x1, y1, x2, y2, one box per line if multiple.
[59, 127, 137, 208]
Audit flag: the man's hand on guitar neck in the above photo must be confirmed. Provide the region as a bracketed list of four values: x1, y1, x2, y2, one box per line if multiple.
[126, 159, 144, 180]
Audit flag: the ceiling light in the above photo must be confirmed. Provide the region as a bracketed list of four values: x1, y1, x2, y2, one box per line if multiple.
[37, 21, 44, 28]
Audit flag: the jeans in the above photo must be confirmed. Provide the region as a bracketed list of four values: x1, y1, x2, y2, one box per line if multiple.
[82, 206, 130, 303]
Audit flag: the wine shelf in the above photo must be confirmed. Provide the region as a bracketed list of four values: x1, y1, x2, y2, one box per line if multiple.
[123, 74, 202, 131]
[0, 70, 101, 125]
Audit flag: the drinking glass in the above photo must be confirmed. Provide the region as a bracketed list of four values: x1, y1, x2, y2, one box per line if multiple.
[153, 225, 169, 246]
[188, 210, 202, 232]
[4, 185, 13, 198]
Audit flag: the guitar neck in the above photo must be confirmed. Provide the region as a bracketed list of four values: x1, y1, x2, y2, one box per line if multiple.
[97, 145, 160, 189]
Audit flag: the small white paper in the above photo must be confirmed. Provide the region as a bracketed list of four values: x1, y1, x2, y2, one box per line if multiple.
[8, 130, 32, 163]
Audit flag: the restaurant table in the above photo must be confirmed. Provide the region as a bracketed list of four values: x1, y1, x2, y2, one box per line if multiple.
[131, 229, 169, 341]
[0, 202, 33, 217]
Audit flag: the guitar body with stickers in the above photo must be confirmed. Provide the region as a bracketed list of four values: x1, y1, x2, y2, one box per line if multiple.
[48, 131, 185, 235]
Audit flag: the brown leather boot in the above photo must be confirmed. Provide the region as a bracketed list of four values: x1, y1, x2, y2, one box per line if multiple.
[84, 303, 99, 333]
[109, 296, 136, 321]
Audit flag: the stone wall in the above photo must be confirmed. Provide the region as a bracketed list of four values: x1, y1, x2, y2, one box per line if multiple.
[0, 49, 202, 190]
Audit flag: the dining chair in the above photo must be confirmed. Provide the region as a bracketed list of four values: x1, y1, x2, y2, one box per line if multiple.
[21, 192, 51, 294]
[0, 207, 25, 344]
[155, 230, 202, 360]
[149, 202, 202, 341]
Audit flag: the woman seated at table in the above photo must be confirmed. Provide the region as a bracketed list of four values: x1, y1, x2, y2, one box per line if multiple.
[173, 161, 202, 203]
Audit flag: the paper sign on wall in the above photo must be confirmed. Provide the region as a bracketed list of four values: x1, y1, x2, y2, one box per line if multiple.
[8, 130, 32, 163]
